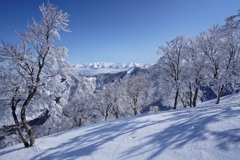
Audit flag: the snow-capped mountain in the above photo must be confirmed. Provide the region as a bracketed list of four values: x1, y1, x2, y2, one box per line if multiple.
[73, 62, 150, 70]
[72, 62, 151, 76]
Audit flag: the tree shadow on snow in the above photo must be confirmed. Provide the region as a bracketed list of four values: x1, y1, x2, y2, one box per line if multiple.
[119, 105, 240, 159]
[28, 105, 240, 160]
[0, 147, 25, 157]
[29, 116, 165, 160]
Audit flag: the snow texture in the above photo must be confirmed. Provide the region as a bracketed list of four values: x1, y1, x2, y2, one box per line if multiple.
[0, 93, 240, 160]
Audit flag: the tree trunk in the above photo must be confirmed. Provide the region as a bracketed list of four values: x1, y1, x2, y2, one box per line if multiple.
[189, 82, 192, 108]
[133, 107, 138, 115]
[179, 95, 187, 108]
[112, 106, 119, 119]
[11, 103, 30, 148]
[79, 118, 83, 127]
[192, 87, 199, 107]
[114, 111, 119, 119]
[48, 127, 52, 136]
[104, 111, 109, 121]
[174, 88, 179, 109]
[192, 78, 199, 107]
[216, 85, 224, 104]
[21, 108, 35, 146]
[20, 89, 37, 147]
[132, 98, 140, 115]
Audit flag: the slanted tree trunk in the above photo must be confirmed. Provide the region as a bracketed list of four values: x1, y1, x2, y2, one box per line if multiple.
[21, 108, 35, 147]
[17, 58, 43, 147]
[11, 98, 30, 148]
[179, 95, 187, 108]
[112, 106, 120, 119]
[178, 92, 187, 108]
[20, 88, 37, 147]
[174, 88, 179, 110]
[216, 84, 224, 104]
[104, 103, 112, 121]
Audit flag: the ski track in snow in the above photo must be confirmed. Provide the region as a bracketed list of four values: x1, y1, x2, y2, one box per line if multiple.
[0, 94, 240, 160]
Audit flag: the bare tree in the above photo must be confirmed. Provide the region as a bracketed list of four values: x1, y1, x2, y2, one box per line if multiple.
[197, 25, 240, 104]
[63, 95, 90, 127]
[0, 3, 69, 147]
[93, 90, 113, 121]
[185, 37, 206, 107]
[92, 81, 122, 121]
[121, 75, 147, 115]
[225, 9, 240, 31]
[104, 82, 122, 119]
[157, 36, 188, 109]
[196, 25, 224, 104]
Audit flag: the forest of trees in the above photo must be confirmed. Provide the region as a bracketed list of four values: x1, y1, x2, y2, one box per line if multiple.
[157, 23, 240, 108]
[0, 3, 240, 149]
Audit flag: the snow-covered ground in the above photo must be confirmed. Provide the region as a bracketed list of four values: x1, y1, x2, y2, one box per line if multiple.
[0, 94, 240, 160]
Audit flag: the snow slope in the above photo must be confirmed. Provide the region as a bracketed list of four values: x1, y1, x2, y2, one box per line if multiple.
[0, 94, 240, 160]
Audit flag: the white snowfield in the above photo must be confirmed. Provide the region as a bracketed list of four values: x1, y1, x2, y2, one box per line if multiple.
[0, 94, 240, 160]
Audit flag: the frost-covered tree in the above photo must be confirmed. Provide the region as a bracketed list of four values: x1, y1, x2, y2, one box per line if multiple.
[103, 82, 122, 119]
[61, 74, 95, 127]
[197, 25, 240, 104]
[63, 95, 90, 127]
[157, 36, 188, 109]
[0, 3, 69, 147]
[224, 10, 240, 80]
[225, 9, 240, 31]
[221, 28, 240, 93]
[93, 90, 112, 121]
[184, 37, 207, 107]
[92, 81, 122, 121]
[196, 25, 224, 104]
[121, 75, 147, 115]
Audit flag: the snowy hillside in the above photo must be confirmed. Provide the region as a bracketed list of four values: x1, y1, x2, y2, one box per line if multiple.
[72, 62, 150, 76]
[1, 94, 240, 160]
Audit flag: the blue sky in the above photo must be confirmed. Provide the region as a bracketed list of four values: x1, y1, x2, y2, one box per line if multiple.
[0, 0, 240, 64]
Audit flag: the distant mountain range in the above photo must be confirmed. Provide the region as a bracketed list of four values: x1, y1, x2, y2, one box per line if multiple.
[72, 62, 151, 76]
[73, 62, 151, 69]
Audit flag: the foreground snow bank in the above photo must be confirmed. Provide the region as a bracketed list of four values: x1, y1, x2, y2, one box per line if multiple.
[0, 95, 240, 160]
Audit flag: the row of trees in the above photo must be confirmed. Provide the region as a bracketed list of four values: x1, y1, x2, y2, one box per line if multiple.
[92, 75, 147, 121]
[157, 18, 240, 109]
[60, 73, 148, 125]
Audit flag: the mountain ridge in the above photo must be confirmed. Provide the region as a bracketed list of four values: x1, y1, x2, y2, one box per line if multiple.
[72, 62, 151, 70]
[72, 62, 151, 76]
